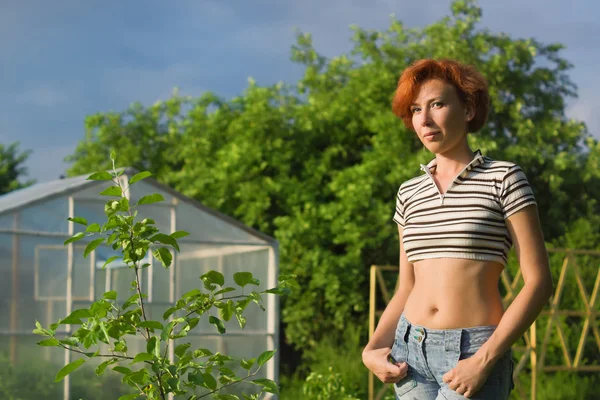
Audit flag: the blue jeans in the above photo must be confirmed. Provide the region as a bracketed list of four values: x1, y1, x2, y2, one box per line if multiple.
[390, 313, 515, 399]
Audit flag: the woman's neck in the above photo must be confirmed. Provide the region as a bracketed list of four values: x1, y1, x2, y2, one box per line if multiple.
[432, 144, 475, 178]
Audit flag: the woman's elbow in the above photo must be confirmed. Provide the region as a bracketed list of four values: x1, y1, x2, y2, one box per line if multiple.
[537, 272, 554, 302]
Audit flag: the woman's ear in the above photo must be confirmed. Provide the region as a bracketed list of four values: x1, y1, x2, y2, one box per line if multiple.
[465, 104, 475, 122]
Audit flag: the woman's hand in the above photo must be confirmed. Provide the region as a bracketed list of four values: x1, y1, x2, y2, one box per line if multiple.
[362, 347, 408, 384]
[442, 355, 493, 398]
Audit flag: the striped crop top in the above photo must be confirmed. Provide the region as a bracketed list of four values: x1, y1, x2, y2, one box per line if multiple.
[392, 150, 537, 266]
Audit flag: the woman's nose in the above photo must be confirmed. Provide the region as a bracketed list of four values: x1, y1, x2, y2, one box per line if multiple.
[419, 109, 432, 126]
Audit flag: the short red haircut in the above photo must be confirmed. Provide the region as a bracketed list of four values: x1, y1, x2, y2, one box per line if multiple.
[392, 59, 490, 133]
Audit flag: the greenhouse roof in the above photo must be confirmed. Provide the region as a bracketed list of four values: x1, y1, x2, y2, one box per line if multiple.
[0, 167, 276, 243]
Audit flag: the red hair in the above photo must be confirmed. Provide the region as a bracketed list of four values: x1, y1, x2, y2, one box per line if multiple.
[392, 59, 489, 132]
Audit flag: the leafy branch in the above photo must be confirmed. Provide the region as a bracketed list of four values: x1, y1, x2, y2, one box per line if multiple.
[34, 153, 295, 400]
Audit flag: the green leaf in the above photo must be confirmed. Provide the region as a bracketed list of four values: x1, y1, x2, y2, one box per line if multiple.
[233, 272, 257, 288]
[95, 358, 117, 376]
[209, 316, 226, 334]
[240, 358, 256, 370]
[113, 366, 132, 375]
[122, 293, 140, 310]
[264, 287, 291, 295]
[187, 317, 199, 330]
[119, 197, 130, 211]
[87, 171, 114, 181]
[203, 373, 217, 390]
[67, 217, 88, 226]
[68, 308, 94, 318]
[99, 321, 111, 343]
[214, 395, 240, 400]
[162, 306, 177, 320]
[125, 369, 149, 385]
[175, 342, 191, 358]
[188, 371, 204, 385]
[235, 311, 247, 329]
[252, 378, 279, 394]
[193, 348, 213, 358]
[59, 337, 79, 346]
[102, 255, 121, 270]
[215, 287, 236, 295]
[60, 308, 93, 324]
[84, 237, 105, 258]
[99, 186, 123, 197]
[149, 233, 180, 252]
[219, 300, 234, 321]
[170, 230, 190, 239]
[129, 171, 153, 185]
[114, 340, 127, 353]
[103, 290, 117, 300]
[257, 350, 276, 367]
[118, 394, 139, 400]
[55, 358, 85, 382]
[131, 352, 154, 364]
[203, 270, 225, 286]
[153, 247, 172, 268]
[37, 338, 59, 346]
[137, 193, 164, 206]
[138, 321, 164, 330]
[181, 288, 202, 300]
[64, 232, 85, 245]
[147, 336, 160, 358]
[85, 223, 101, 233]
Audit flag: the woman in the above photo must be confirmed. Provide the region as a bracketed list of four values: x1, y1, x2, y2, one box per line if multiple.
[362, 59, 553, 399]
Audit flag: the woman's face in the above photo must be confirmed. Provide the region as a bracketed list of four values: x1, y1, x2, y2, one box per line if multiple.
[410, 79, 473, 154]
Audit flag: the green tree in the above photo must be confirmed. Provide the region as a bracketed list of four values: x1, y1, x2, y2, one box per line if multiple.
[0, 142, 34, 194]
[65, 0, 600, 359]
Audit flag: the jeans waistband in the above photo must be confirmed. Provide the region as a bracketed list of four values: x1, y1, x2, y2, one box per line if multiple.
[398, 313, 497, 349]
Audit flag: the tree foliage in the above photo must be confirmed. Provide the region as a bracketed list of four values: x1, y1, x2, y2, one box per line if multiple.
[65, 0, 600, 354]
[0, 142, 34, 195]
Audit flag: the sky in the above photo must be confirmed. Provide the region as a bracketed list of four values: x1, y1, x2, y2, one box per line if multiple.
[2, 0, 600, 184]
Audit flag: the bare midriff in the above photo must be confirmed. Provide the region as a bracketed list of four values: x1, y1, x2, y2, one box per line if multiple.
[403, 258, 505, 329]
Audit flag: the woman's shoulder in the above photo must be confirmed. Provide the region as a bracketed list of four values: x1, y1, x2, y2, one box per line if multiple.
[398, 172, 428, 192]
[480, 156, 525, 175]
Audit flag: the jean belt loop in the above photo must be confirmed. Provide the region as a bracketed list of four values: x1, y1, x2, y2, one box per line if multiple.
[444, 331, 451, 352]
[444, 330, 459, 352]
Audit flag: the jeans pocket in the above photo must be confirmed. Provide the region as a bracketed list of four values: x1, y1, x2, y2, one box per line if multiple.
[394, 371, 417, 398]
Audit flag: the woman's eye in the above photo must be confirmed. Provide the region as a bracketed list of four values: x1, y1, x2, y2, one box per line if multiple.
[432, 101, 443, 108]
[411, 107, 421, 113]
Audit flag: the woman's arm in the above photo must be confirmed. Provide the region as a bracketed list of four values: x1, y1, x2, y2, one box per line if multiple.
[362, 225, 415, 384]
[364, 225, 415, 351]
[474, 204, 553, 366]
[442, 204, 553, 397]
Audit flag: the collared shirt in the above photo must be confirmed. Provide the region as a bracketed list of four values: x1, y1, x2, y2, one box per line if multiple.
[393, 150, 537, 266]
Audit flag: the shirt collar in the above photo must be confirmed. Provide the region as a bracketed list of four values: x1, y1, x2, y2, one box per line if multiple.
[419, 149, 484, 176]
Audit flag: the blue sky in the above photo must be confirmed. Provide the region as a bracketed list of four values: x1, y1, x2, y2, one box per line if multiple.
[3, 0, 600, 183]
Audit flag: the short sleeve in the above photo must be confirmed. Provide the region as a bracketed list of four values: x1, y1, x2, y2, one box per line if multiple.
[392, 187, 405, 227]
[500, 165, 537, 219]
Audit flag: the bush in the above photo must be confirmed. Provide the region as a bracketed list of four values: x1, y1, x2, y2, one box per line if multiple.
[300, 322, 369, 398]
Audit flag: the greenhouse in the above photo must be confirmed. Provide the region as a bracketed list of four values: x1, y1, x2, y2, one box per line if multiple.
[0, 168, 279, 399]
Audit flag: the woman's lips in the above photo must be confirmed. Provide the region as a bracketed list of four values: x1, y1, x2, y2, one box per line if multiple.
[423, 132, 439, 140]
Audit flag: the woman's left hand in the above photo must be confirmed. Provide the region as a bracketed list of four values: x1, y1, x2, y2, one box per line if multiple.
[442, 355, 493, 398]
